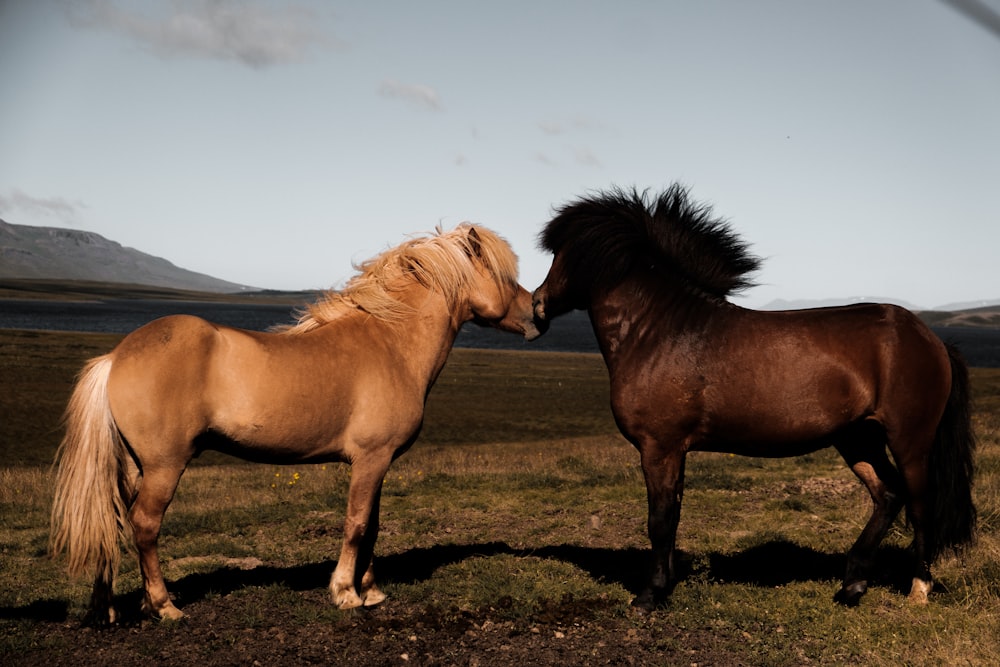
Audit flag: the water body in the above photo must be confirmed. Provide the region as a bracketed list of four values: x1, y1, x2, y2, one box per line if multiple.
[2, 299, 999, 367]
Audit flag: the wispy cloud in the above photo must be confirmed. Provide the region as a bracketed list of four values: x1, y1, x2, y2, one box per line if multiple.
[65, 0, 331, 69]
[0, 190, 88, 225]
[573, 147, 602, 167]
[534, 152, 557, 166]
[378, 79, 443, 111]
[537, 116, 603, 136]
[536, 116, 605, 168]
[538, 121, 564, 136]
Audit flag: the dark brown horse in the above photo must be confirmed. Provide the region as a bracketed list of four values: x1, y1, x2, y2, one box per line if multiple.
[531, 184, 976, 610]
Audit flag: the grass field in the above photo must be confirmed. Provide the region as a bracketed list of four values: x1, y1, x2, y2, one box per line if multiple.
[1, 329, 999, 665]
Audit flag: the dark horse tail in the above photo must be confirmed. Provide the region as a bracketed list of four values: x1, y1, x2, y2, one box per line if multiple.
[927, 343, 977, 561]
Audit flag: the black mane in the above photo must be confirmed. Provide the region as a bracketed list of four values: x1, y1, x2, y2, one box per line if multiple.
[539, 184, 761, 299]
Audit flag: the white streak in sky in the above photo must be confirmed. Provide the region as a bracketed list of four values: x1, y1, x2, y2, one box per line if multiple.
[573, 147, 602, 167]
[0, 190, 88, 225]
[377, 79, 444, 111]
[65, 0, 331, 69]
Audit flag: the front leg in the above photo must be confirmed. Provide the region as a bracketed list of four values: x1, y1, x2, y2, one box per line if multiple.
[632, 446, 687, 613]
[357, 485, 387, 606]
[330, 453, 392, 609]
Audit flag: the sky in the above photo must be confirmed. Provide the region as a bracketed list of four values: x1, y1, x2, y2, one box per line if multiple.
[1, 0, 998, 310]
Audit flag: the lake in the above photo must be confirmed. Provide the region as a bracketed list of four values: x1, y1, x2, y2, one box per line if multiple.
[2, 298, 999, 367]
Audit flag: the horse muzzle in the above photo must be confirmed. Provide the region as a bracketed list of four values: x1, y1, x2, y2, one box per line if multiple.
[523, 314, 549, 341]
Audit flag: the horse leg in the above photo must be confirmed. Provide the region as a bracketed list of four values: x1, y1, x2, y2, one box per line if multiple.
[84, 574, 117, 626]
[897, 458, 934, 603]
[632, 444, 686, 612]
[357, 488, 387, 606]
[834, 439, 906, 606]
[129, 465, 186, 621]
[330, 451, 393, 609]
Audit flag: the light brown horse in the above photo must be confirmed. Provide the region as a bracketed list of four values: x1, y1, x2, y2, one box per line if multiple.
[532, 185, 976, 611]
[51, 224, 544, 624]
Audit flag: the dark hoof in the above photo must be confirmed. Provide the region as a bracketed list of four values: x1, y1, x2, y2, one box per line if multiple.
[833, 582, 867, 607]
[630, 598, 654, 615]
[82, 606, 118, 628]
[631, 587, 670, 614]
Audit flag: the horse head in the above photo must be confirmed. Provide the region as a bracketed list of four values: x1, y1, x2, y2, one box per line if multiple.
[462, 226, 547, 341]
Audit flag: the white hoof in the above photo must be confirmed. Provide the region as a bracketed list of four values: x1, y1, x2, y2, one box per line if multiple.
[908, 577, 932, 604]
[362, 586, 387, 607]
[332, 587, 364, 609]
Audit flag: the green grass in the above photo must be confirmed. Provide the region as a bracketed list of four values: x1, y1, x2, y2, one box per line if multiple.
[2, 329, 1000, 665]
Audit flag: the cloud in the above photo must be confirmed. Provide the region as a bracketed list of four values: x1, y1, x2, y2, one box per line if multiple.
[536, 116, 604, 167]
[65, 0, 331, 69]
[537, 116, 603, 136]
[538, 121, 564, 136]
[0, 190, 88, 225]
[378, 79, 443, 111]
[534, 152, 557, 166]
[573, 147, 602, 167]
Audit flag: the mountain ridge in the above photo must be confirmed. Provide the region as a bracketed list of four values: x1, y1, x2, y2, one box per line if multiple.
[0, 219, 255, 293]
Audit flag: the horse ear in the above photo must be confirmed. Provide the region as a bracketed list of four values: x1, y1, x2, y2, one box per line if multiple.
[466, 226, 483, 258]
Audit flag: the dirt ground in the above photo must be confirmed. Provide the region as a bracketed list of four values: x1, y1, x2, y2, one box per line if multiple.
[5, 589, 756, 666]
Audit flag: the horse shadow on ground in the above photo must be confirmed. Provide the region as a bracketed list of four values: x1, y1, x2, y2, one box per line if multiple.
[1, 540, 917, 624]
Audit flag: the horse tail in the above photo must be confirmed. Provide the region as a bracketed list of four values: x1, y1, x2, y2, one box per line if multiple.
[50, 355, 135, 586]
[927, 343, 977, 560]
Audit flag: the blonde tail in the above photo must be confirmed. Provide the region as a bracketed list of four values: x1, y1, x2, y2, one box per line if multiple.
[50, 355, 135, 588]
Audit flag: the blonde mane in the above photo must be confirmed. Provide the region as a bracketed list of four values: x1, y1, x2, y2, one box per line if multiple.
[281, 224, 519, 334]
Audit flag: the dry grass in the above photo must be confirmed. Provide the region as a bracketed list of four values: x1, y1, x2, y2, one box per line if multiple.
[2, 329, 999, 665]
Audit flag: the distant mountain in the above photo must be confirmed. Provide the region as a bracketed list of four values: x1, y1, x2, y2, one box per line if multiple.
[0, 219, 256, 293]
[760, 296, 925, 311]
[758, 295, 1000, 329]
[934, 299, 1000, 311]
[919, 305, 1000, 328]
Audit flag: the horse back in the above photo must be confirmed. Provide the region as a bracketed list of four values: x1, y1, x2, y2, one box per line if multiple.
[610, 302, 951, 452]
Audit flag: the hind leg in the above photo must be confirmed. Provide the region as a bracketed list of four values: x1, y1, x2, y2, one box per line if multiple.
[130, 465, 187, 620]
[84, 574, 117, 626]
[835, 439, 906, 606]
[897, 461, 934, 603]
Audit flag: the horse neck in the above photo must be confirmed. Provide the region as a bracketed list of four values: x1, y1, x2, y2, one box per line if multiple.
[587, 274, 724, 367]
[385, 282, 468, 387]
[319, 282, 465, 389]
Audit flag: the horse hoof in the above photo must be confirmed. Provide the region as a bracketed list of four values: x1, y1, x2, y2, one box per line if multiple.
[630, 601, 653, 616]
[157, 604, 185, 622]
[834, 582, 867, 607]
[630, 587, 668, 614]
[362, 588, 387, 607]
[142, 597, 185, 621]
[907, 578, 932, 604]
[333, 590, 364, 610]
[83, 606, 118, 627]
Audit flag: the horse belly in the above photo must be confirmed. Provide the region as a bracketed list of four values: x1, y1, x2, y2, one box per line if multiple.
[208, 382, 424, 464]
[699, 369, 873, 454]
